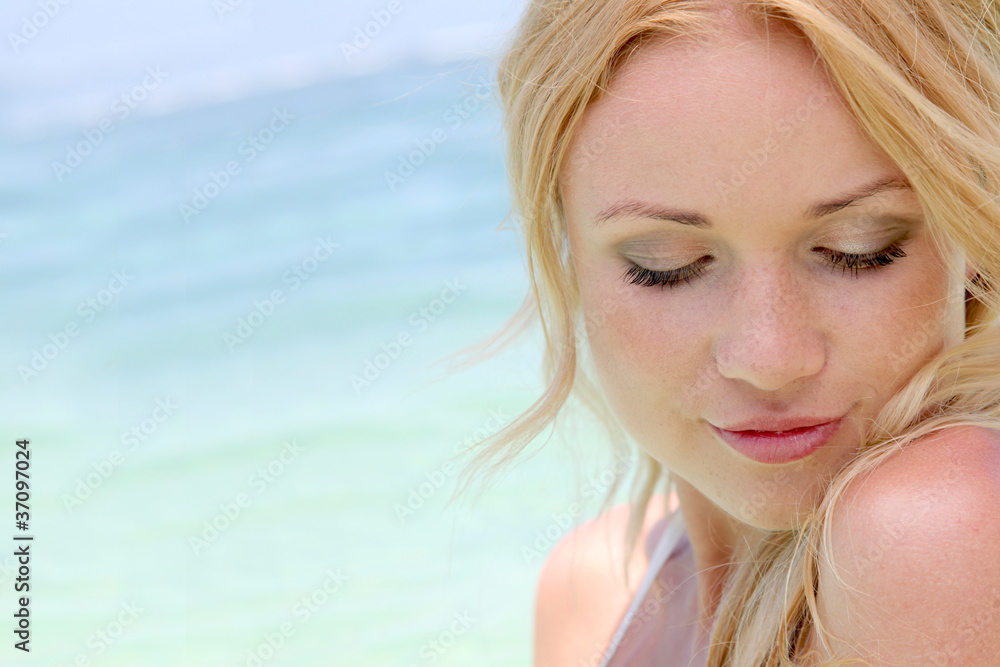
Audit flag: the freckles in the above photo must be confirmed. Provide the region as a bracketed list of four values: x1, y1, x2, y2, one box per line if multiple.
[589, 292, 686, 373]
[585, 288, 716, 431]
[882, 307, 944, 379]
[863, 263, 953, 390]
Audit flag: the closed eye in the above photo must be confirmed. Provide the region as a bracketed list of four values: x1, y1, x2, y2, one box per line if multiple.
[622, 240, 910, 289]
[814, 240, 909, 277]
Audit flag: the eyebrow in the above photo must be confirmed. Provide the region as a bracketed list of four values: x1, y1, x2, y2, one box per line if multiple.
[593, 177, 914, 228]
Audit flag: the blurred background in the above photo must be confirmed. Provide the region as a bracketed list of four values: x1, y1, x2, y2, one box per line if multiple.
[0, 1, 638, 665]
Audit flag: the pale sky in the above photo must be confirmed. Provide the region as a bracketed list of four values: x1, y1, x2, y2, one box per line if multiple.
[0, 0, 526, 136]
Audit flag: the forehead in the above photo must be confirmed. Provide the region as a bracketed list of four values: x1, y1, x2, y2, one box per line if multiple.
[562, 25, 904, 221]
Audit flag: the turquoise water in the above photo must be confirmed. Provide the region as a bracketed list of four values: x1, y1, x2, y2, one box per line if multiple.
[1, 57, 633, 665]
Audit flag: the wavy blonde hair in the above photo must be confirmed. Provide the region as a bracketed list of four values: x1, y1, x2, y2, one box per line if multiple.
[448, 0, 1000, 664]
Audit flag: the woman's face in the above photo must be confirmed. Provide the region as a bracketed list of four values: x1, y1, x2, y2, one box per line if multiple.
[561, 26, 969, 530]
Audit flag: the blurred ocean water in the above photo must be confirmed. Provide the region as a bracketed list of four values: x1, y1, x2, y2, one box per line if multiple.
[1, 55, 632, 666]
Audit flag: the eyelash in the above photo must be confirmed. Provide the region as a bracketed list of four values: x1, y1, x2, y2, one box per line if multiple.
[622, 240, 910, 289]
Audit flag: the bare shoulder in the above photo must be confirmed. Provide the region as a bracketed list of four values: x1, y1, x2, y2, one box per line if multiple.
[532, 490, 679, 667]
[828, 424, 1000, 532]
[812, 425, 1000, 665]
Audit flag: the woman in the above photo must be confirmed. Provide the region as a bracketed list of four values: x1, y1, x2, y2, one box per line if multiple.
[452, 0, 1000, 665]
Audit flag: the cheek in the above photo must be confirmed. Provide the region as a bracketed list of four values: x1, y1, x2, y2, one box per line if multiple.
[578, 269, 714, 429]
[570, 231, 695, 439]
[833, 254, 957, 396]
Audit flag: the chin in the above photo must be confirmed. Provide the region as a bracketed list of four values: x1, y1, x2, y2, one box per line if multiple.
[731, 476, 827, 531]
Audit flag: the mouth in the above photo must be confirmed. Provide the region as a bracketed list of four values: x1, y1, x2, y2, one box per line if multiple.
[710, 417, 845, 464]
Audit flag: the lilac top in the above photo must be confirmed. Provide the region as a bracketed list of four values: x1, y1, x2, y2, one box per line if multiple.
[599, 509, 711, 667]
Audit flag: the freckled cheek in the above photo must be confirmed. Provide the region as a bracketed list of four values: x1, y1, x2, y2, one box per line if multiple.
[889, 276, 953, 369]
[839, 262, 953, 393]
[580, 276, 707, 410]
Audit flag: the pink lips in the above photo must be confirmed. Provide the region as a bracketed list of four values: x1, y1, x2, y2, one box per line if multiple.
[710, 417, 844, 464]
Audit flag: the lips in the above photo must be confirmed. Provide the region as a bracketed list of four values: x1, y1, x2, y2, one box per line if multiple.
[717, 415, 843, 432]
[710, 416, 845, 464]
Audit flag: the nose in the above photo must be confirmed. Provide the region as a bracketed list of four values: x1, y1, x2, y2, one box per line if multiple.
[714, 264, 826, 391]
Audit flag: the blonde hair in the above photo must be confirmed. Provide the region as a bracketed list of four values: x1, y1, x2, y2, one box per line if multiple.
[448, 0, 1000, 664]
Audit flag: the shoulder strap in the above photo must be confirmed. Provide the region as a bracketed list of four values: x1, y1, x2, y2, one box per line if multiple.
[598, 508, 688, 667]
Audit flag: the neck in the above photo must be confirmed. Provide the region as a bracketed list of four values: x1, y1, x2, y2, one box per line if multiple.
[674, 477, 767, 635]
